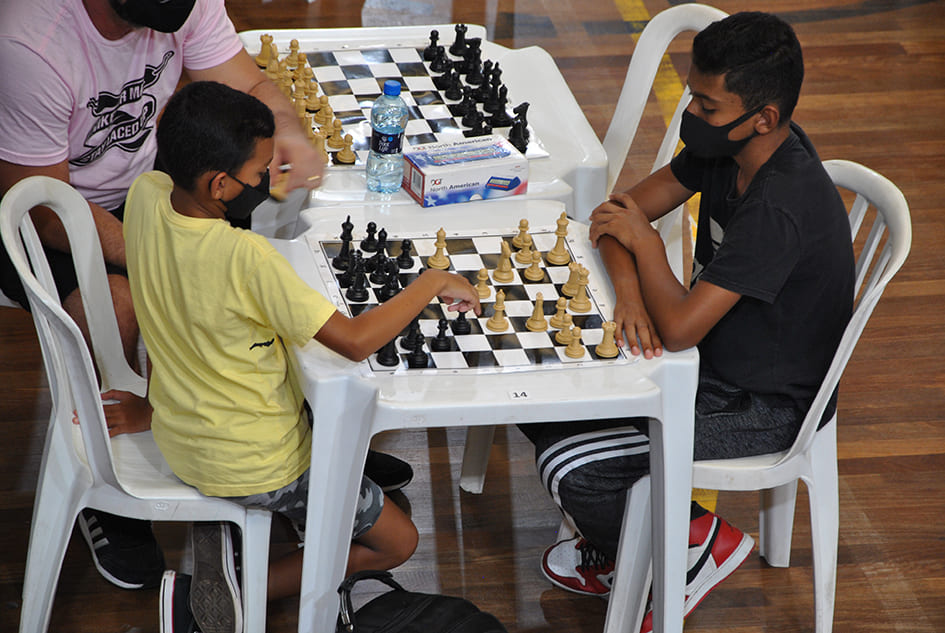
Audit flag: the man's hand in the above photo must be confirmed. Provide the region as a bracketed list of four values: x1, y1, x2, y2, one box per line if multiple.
[589, 192, 660, 252]
[101, 390, 152, 437]
[272, 131, 326, 193]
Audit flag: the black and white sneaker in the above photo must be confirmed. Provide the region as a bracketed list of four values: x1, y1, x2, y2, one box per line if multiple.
[78, 509, 165, 589]
[364, 450, 414, 493]
[160, 571, 200, 633]
[189, 522, 242, 633]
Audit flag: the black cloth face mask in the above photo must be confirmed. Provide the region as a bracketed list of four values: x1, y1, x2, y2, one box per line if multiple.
[680, 105, 763, 159]
[221, 170, 270, 221]
[109, 0, 196, 33]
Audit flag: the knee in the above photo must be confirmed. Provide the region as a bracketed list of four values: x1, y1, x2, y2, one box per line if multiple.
[391, 519, 419, 568]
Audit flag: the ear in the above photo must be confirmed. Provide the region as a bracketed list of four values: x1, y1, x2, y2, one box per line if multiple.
[207, 171, 228, 200]
[756, 104, 781, 134]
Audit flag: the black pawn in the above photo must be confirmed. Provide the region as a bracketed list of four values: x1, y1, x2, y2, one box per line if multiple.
[401, 318, 422, 351]
[423, 29, 439, 62]
[360, 221, 378, 252]
[430, 45, 451, 74]
[445, 70, 463, 101]
[430, 318, 451, 351]
[368, 251, 388, 284]
[396, 239, 414, 269]
[376, 338, 401, 367]
[465, 49, 483, 85]
[376, 260, 401, 302]
[337, 251, 358, 288]
[451, 311, 471, 335]
[449, 23, 468, 56]
[407, 338, 429, 369]
[345, 258, 370, 302]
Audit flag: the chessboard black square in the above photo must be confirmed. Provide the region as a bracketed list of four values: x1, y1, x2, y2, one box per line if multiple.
[523, 348, 563, 365]
[485, 333, 522, 350]
[319, 80, 352, 97]
[341, 64, 373, 80]
[452, 317, 484, 335]
[396, 61, 428, 77]
[360, 49, 395, 64]
[410, 90, 444, 106]
[334, 109, 366, 126]
[460, 351, 499, 368]
[426, 117, 462, 133]
[570, 314, 605, 329]
[404, 105, 425, 121]
[419, 304, 445, 320]
[406, 132, 439, 146]
[489, 285, 530, 301]
[305, 51, 337, 67]
[443, 238, 477, 255]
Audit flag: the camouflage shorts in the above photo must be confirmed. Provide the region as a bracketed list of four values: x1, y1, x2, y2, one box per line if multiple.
[224, 469, 384, 541]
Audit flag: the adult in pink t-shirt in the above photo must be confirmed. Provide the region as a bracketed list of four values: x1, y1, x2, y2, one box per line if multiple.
[0, 0, 324, 598]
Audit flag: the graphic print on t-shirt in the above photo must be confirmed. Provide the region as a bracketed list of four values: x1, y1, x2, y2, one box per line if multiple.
[70, 51, 175, 167]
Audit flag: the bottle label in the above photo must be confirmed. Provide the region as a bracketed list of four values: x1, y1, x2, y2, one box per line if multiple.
[371, 130, 404, 154]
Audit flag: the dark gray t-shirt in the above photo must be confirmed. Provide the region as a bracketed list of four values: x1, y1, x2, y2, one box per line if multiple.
[671, 123, 854, 415]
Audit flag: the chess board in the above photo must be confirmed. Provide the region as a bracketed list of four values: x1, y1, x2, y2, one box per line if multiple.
[306, 225, 634, 375]
[267, 42, 549, 167]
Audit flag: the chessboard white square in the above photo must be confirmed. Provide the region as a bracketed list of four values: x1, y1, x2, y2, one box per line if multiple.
[389, 47, 422, 63]
[493, 348, 531, 367]
[454, 334, 491, 352]
[504, 300, 534, 318]
[345, 78, 382, 96]
[369, 62, 400, 77]
[449, 253, 485, 271]
[404, 119, 434, 136]
[328, 94, 362, 112]
[471, 236, 506, 254]
[515, 331, 553, 349]
[419, 319, 443, 337]
[545, 266, 574, 285]
[524, 284, 558, 301]
[312, 66, 346, 82]
[555, 346, 587, 362]
[580, 328, 605, 345]
[411, 238, 437, 256]
[333, 50, 368, 65]
[531, 232, 559, 251]
[429, 351, 468, 369]
[416, 104, 453, 120]
[403, 75, 436, 92]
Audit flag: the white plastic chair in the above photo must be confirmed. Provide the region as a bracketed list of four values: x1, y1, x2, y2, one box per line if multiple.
[457, 3, 729, 496]
[608, 159, 912, 633]
[0, 176, 273, 633]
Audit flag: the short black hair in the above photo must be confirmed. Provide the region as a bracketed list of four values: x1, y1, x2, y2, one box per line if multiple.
[692, 12, 804, 122]
[156, 81, 275, 190]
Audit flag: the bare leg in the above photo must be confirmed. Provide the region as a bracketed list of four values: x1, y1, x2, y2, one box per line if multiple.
[62, 273, 139, 368]
[266, 497, 418, 601]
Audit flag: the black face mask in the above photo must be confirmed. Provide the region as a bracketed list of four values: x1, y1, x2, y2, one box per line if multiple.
[109, 0, 196, 33]
[680, 105, 763, 159]
[221, 170, 270, 221]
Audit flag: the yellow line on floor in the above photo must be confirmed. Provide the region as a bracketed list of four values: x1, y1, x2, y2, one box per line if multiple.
[615, 0, 715, 513]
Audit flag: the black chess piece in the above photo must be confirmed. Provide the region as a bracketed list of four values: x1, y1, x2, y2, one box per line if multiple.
[474, 62, 493, 102]
[449, 23, 468, 56]
[340, 214, 354, 241]
[451, 310, 471, 335]
[430, 318, 451, 351]
[432, 69, 451, 91]
[461, 105, 482, 129]
[465, 47, 483, 85]
[375, 228, 388, 255]
[360, 221, 378, 252]
[337, 251, 358, 288]
[375, 260, 401, 301]
[406, 336, 429, 369]
[467, 116, 492, 137]
[400, 317, 422, 352]
[430, 45, 452, 74]
[331, 235, 351, 270]
[345, 256, 369, 302]
[368, 250, 388, 283]
[423, 29, 439, 62]
[445, 71, 463, 101]
[454, 86, 475, 116]
[375, 337, 400, 367]
[396, 239, 414, 269]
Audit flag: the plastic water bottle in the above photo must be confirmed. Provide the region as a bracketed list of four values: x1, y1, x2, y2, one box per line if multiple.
[366, 80, 409, 193]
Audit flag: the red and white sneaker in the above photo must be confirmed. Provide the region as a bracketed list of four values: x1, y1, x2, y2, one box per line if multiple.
[541, 536, 615, 597]
[640, 511, 754, 632]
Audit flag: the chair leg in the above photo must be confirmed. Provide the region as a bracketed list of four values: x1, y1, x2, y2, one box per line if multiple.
[603, 477, 652, 633]
[459, 425, 496, 494]
[19, 499, 81, 633]
[808, 426, 839, 633]
[240, 509, 272, 633]
[759, 481, 798, 568]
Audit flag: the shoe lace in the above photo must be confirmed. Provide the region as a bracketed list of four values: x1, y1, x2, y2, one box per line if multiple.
[577, 539, 612, 572]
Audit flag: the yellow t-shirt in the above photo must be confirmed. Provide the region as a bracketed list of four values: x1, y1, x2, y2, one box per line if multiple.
[124, 171, 336, 496]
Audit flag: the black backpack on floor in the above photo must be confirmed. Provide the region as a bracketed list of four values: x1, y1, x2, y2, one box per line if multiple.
[336, 570, 509, 633]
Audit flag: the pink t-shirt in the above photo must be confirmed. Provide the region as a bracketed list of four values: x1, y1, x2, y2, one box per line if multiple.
[0, 0, 244, 210]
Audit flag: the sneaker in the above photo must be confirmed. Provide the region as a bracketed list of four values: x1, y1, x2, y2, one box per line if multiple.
[541, 536, 615, 596]
[160, 571, 200, 633]
[189, 522, 242, 633]
[639, 511, 754, 632]
[364, 450, 414, 492]
[78, 509, 165, 589]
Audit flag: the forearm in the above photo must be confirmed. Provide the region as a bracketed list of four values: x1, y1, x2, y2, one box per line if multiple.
[599, 235, 645, 306]
[31, 200, 126, 268]
[631, 232, 692, 350]
[246, 74, 307, 145]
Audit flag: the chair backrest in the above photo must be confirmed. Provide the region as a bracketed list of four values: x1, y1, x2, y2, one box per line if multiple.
[0, 175, 145, 490]
[780, 160, 912, 461]
[602, 3, 727, 193]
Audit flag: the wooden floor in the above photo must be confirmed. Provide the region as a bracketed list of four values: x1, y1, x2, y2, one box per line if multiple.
[2, 0, 944, 631]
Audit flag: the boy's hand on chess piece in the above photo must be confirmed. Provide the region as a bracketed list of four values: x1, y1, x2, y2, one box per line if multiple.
[588, 192, 661, 253]
[612, 298, 663, 359]
[426, 269, 482, 316]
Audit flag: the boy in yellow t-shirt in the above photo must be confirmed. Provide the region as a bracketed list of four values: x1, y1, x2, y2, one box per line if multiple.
[124, 81, 481, 633]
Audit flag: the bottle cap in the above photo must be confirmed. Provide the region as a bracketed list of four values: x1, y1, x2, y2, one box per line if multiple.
[382, 80, 402, 96]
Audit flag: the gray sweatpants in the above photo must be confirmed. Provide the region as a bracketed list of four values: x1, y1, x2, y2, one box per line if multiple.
[519, 367, 803, 560]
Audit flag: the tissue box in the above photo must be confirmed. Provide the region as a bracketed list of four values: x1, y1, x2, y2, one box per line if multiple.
[402, 135, 529, 207]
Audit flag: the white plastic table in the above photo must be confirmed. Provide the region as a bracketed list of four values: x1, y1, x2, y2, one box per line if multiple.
[238, 24, 609, 231]
[272, 198, 698, 633]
